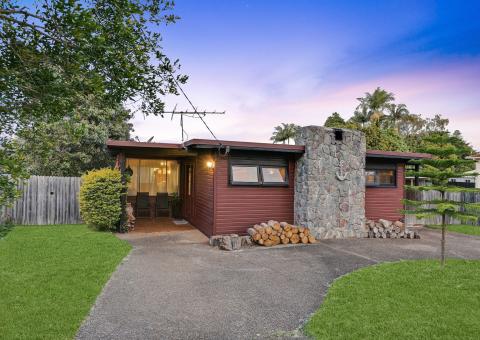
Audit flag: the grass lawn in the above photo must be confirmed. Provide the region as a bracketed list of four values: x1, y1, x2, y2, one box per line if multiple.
[427, 224, 480, 237]
[305, 260, 480, 340]
[0, 225, 131, 340]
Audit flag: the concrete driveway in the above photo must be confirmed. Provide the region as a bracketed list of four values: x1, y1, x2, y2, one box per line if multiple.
[77, 228, 480, 340]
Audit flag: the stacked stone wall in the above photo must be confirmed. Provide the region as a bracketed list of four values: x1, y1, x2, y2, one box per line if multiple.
[294, 126, 367, 239]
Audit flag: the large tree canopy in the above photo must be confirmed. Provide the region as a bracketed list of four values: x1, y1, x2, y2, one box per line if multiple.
[321, 89, 476, 155]
[0, 0, 186, 204]
[15, 103, 133, 176]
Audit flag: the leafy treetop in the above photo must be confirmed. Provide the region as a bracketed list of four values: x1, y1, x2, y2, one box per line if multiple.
[270, 123, 300, 144]
[324, 112, 346, 128]
[0, 0, 186, 205]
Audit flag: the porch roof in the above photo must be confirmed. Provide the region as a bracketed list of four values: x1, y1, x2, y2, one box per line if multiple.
[106, 140, 194, 158]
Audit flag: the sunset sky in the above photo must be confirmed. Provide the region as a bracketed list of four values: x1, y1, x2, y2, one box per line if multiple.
[131, 0, 480, 150]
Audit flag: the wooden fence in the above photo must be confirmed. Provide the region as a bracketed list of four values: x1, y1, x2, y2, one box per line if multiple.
[0, 176, 82, 225]
[405, 190, 480, 226]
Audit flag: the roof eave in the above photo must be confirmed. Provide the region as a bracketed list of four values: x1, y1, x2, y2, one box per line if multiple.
[187, 144, 305, 154]
[366, 150, 432, 160]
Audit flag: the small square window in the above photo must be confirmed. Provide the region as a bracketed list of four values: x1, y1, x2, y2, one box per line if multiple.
[261, 167, 287, 184]
[366, 169, 396, 187]
[379, 170, 395, 185]
[366, 170, 376, 186]
[231, 165, 259, 184]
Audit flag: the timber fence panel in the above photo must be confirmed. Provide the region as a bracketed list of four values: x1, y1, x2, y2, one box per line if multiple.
[0, 176, 82, 225]
[405, 190, 480, 226]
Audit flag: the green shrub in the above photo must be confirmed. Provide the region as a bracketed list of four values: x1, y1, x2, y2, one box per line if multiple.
[0, 218, 14, 239]
[362, 124, 410, 151]
[79, 168, 125, 231]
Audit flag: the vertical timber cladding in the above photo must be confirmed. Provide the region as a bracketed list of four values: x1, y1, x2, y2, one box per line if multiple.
[294, 126, 367, 239]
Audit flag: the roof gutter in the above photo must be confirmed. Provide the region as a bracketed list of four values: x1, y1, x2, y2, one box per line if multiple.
[188, 144, 304, 154]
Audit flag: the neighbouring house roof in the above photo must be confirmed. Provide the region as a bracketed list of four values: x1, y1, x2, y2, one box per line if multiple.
[468, 152, 480, 160]
[107, 139, 431, 159]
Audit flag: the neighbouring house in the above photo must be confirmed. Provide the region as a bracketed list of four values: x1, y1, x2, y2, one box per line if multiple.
[108, 126, 430, 239]
[470, 153, 480, 189]
[445, 153, 480, 188]
[409, 152, 480, 189]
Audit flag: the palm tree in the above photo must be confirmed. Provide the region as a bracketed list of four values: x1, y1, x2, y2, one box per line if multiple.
[355, 87, 395, 123]
[349, 107, 370, 127]
[386, 103, 410, 131]
[270, 123, 300, 144]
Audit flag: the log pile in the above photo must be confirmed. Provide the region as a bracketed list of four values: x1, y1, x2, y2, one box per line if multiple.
[209, 234, 252, 250]
[366, 219, 420, 239]
[247, 220, 316, 246]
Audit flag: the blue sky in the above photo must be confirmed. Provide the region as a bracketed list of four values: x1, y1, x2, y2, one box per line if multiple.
[133, 1, 478, 148]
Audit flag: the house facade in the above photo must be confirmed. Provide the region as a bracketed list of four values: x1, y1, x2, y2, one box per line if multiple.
[108, 126, 430, 239]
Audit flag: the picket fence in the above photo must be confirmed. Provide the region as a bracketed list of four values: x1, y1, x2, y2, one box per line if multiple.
[0, 176, 82, 225]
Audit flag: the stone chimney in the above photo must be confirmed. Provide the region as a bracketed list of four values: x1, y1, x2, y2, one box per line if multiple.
[294, 126, 367, 239]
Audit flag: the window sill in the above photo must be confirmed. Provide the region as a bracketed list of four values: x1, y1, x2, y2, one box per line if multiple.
[230, 182, 289, 187]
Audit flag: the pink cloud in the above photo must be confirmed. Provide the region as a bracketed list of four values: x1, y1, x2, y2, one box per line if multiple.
[132, 58, 480, 150]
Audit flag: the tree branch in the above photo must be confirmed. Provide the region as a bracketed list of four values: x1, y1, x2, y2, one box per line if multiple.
[0, 8, 46, 21]
[0, 14, 73, 47]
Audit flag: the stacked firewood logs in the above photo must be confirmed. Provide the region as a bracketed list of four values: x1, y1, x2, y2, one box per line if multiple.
[366, 219, 420, 239]
[247, 220, 316, 246]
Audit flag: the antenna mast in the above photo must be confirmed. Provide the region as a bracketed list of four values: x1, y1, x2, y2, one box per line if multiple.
[165, 107, 226, 142]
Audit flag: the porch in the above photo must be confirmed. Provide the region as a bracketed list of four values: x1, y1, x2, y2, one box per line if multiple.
[132, 217, 195, 234]
[109, 141, 199, 227]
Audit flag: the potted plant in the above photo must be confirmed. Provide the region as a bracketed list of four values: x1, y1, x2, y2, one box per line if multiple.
[170, 193, 182, 219]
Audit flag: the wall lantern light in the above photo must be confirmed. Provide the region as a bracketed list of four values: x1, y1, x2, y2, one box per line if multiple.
[206, 161, 215, 169]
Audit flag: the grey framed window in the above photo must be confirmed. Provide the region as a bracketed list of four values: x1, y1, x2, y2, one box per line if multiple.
[366, 169, 396, 187]
[261, 167, 287, 184]
[229, 158, 289, 186]
[231, 165, 261, 185]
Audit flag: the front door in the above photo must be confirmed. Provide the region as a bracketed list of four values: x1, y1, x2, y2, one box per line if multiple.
[182, 162, 195, 221]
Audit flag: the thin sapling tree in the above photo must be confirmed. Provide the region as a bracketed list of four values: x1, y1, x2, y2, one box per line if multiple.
[404, 133, 480, 267]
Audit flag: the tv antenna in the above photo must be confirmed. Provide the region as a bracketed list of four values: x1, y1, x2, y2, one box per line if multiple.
[164, 104, 225, 142]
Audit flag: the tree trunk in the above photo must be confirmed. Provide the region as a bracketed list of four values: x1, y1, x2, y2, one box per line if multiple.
[441, 213, 446, 268]
[440, 189, 447, 268]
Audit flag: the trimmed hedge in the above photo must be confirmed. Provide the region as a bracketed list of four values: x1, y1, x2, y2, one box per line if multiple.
[79, 168, 125, 231]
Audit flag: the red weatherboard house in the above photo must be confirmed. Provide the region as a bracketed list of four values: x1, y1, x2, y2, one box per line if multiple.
[108, 126, 430, 239]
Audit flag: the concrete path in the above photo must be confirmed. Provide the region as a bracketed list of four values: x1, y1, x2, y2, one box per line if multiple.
[77, 228, 480, 340]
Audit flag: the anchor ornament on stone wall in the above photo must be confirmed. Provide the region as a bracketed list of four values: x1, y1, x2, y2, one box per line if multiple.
[335, 160, 349, 181]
